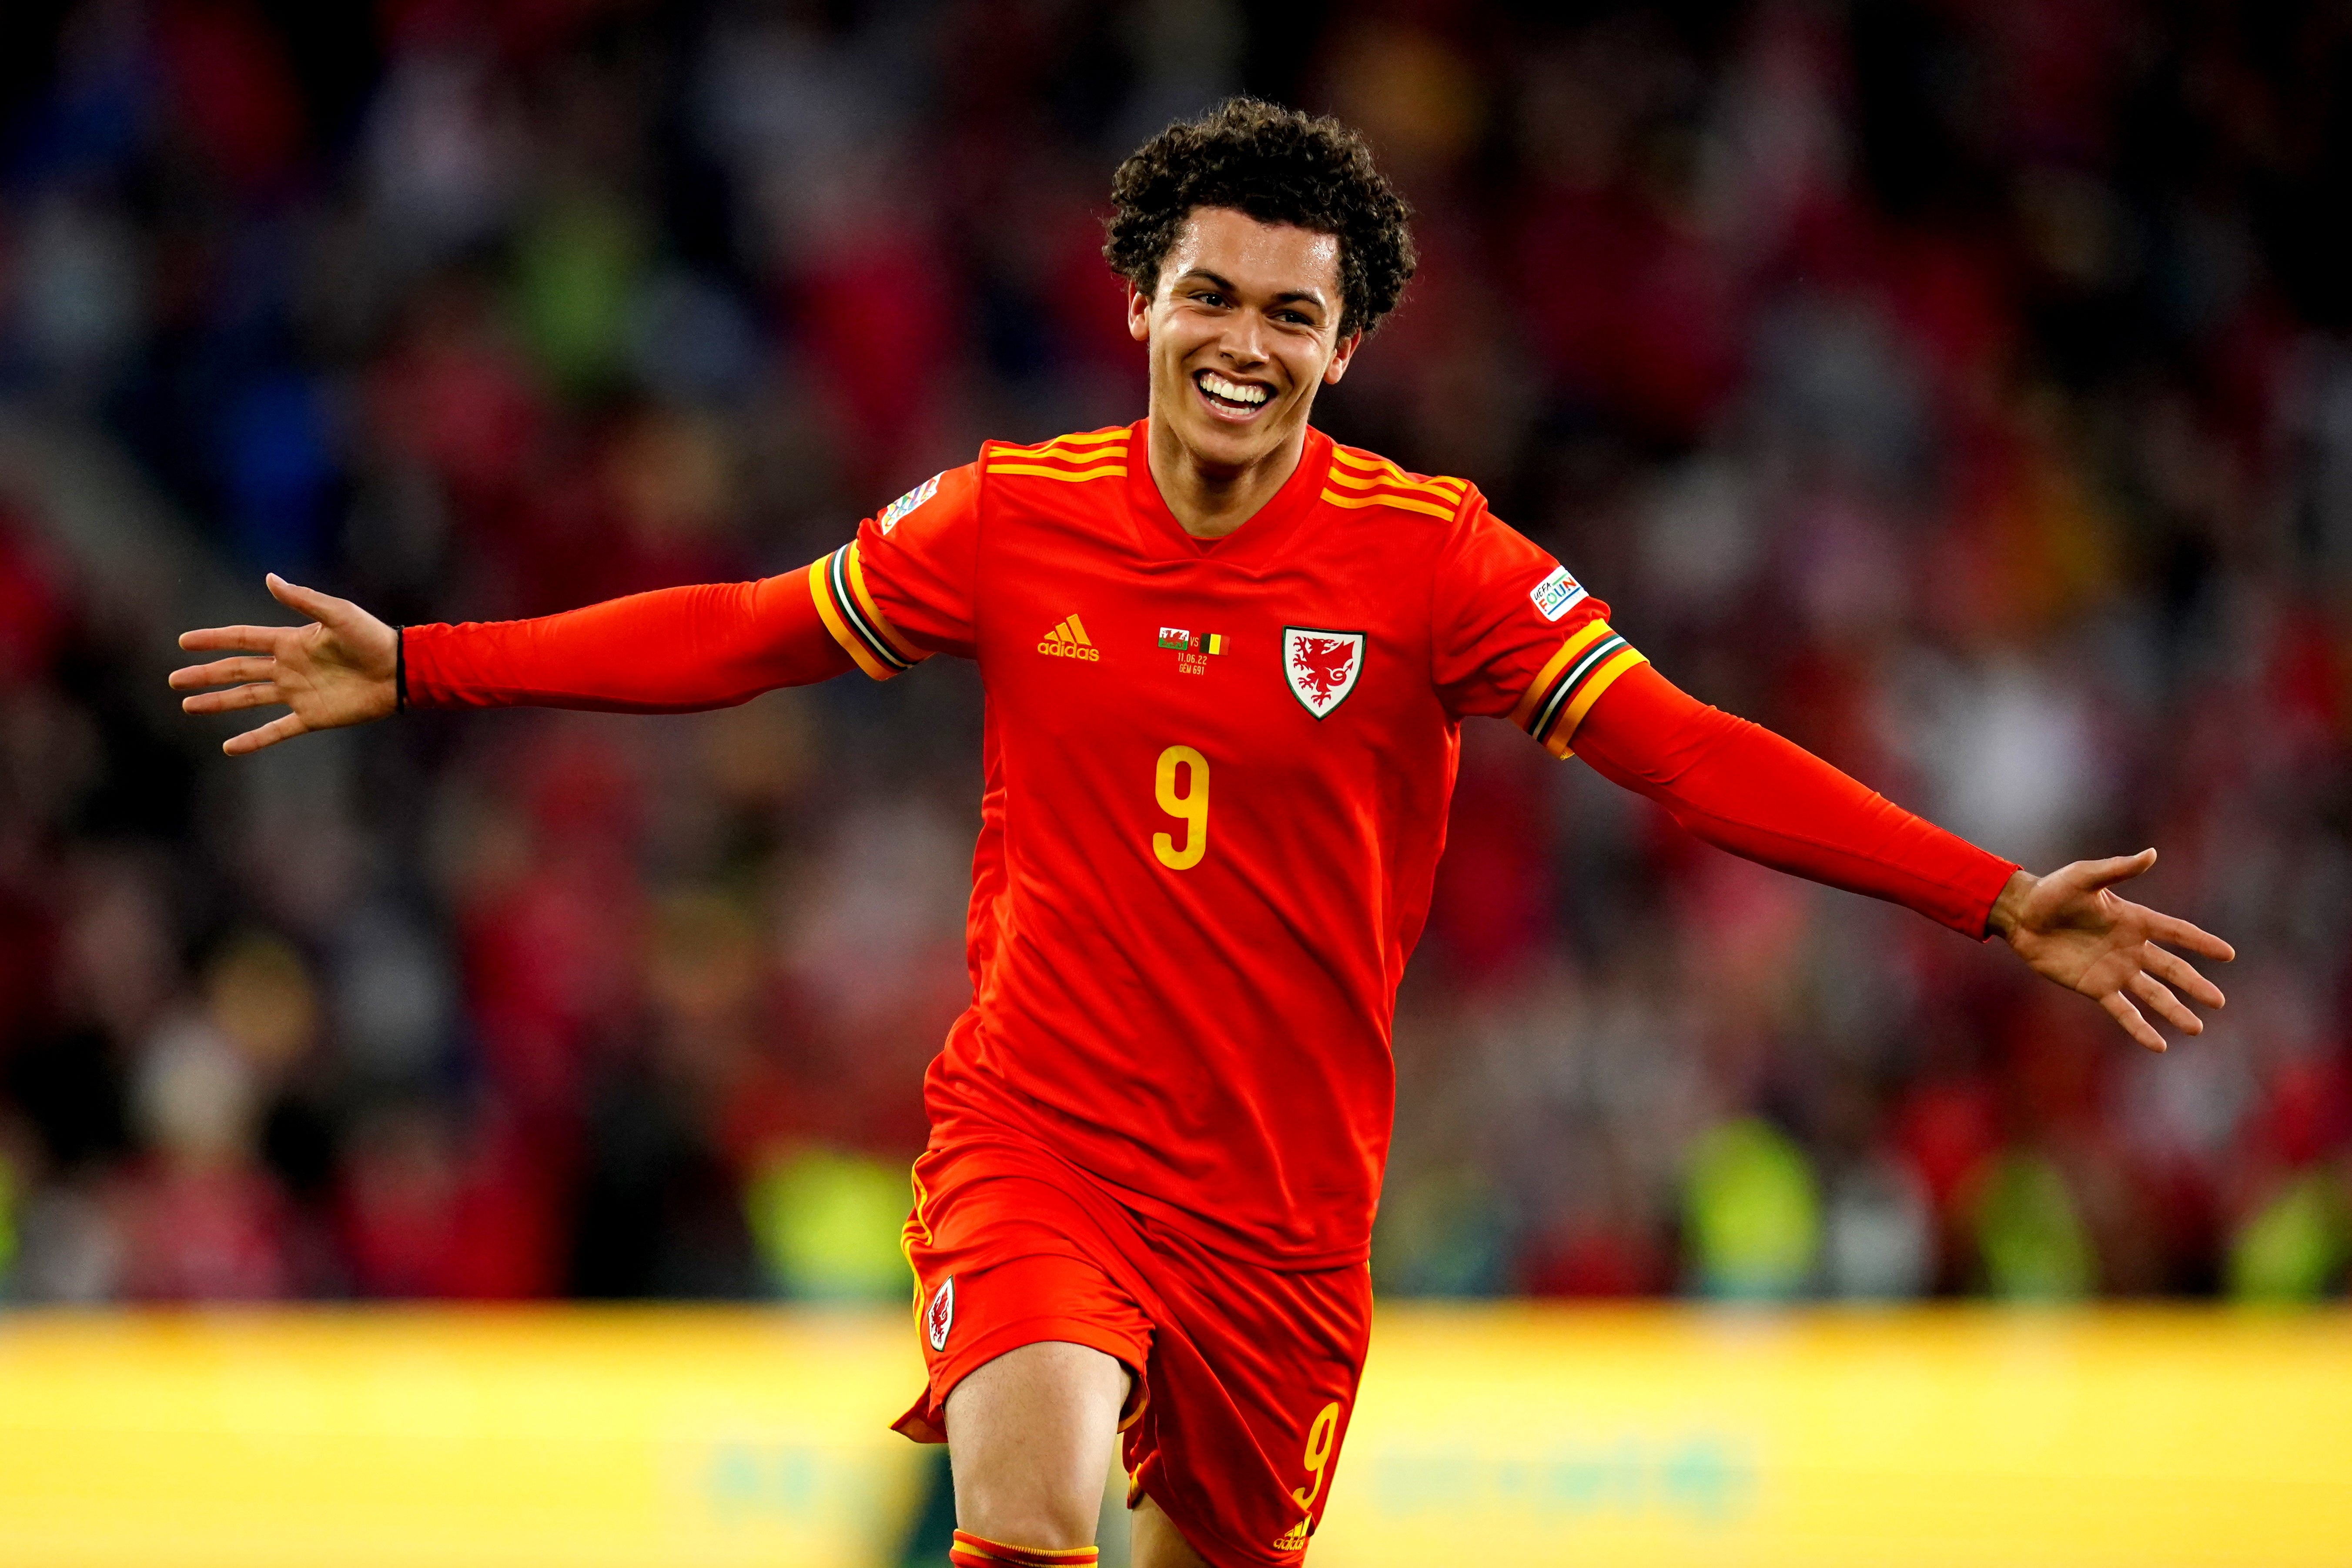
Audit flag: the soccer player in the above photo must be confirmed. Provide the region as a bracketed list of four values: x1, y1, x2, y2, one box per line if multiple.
[171, 100, 2231, 1568]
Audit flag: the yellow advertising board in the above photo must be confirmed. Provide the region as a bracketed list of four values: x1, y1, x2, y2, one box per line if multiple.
[1316, 1306, 2352, 1568]
[0, 1305, 2345, 1567]
[0, 1308, 932, 1568]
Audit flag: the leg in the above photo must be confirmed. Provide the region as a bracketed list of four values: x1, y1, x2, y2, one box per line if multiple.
[1130, 1492, 1212, 1568]
[946, 1339, 1131, 1547]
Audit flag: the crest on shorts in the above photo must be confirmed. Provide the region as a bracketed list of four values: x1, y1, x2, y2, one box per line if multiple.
[926, 1276, 955, 1351]
[1283, 628, 1365, 719]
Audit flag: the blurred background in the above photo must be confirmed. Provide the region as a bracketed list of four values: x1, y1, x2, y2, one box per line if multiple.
[0, 0, 2348, 1326]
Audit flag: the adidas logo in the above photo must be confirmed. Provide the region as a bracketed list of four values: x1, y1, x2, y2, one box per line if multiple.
[1037, 614, 1101, 662]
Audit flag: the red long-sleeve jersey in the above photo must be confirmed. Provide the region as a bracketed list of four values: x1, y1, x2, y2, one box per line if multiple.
[406, 420, 2017, 1266]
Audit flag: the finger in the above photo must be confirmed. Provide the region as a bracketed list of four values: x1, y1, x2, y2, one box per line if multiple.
[177, 625, 294, 654]
[266, 573, 354, 629]
[181, 681, 282, 715]
[2099, 990, 2166, 1053]
[222, 712, 309, 756]
[2148, 913, 2235, 963]
[2076, 849, 2158, 891]
[2128, 970, 2201, 1035]
[168, 656, 275, 691]
[2141, 943, 2225, 1010]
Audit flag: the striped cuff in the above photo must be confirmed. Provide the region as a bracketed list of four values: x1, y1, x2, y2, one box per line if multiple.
[1512, 619, 1648, 758]
[809, 542, 928, 680]
[949, 1529, 1098, 1567]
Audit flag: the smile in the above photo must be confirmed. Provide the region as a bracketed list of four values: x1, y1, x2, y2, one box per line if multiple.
[1194, 369, 1272, 417]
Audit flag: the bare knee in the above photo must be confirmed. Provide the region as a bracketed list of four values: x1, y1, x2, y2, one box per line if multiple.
[945, 1340, 1130, 1548]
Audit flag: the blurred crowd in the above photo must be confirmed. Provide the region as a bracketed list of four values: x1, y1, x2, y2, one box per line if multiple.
[0, 0, 2346, 1307]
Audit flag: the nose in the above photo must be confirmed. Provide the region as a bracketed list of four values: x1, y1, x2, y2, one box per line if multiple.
[1221, 311, 1269, 369]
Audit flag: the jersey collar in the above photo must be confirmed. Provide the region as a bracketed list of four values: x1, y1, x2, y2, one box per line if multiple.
[1124, 418, 1335, 569]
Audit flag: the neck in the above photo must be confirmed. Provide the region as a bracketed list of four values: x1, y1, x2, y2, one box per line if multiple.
[1145, 415, 1309, 539]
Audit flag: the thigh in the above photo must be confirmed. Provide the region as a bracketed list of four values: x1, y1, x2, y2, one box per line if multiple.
[946, 1339, 1130, 1548]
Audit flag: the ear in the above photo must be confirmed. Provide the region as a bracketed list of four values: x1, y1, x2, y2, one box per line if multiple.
[1126, 281, 1151, 343]
[1322, 329, 1365, 386]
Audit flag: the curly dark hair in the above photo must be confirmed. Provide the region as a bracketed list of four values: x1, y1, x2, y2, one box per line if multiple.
[1104, 97, 1416, 336]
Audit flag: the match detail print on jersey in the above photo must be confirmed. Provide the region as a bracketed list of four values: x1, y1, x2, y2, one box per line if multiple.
[1284, 628, 1365, 719]
[1513, 617, 1647, 758]
[810, 542, 928, 680]
[1162, 627, 1228, 677]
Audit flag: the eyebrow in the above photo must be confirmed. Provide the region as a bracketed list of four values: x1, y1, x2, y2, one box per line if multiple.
[1174, 269, 1328, 310]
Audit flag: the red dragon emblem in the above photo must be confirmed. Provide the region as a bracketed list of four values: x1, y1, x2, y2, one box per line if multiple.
[1283, 627, 1365, 719]
[926, 1277, 954, 1351]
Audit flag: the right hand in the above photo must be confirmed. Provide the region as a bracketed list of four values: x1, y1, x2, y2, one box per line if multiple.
[170, 574, 400, 755]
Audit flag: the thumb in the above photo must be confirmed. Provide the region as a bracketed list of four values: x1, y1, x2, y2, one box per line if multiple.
[266, 573, 348, 629]
[2076, 848, 2158, 891]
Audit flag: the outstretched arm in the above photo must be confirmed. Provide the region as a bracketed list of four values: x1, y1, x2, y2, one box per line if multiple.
[1573, 663, 2231, 1050]
[398, 568, 852, 711]
[172, 564, 853, 754]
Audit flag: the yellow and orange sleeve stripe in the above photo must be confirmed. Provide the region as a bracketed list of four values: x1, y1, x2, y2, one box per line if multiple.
[1321, 446, 1468, 520]
[1512, 618, 1648, 758]
[809, 541, 929, 680]
[982, 426, 1130, 483]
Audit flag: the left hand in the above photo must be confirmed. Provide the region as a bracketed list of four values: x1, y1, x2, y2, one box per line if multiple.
[1987, 850, 2233, 1052]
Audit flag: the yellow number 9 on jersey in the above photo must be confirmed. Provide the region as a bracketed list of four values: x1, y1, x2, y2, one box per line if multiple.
[1152, 745, 1209, 870]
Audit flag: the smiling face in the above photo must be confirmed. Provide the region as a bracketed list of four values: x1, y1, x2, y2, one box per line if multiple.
[1127, 206, 1362, 480]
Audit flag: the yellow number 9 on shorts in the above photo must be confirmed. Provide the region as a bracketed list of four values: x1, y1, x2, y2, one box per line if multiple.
[1289, 1400, 1342, 1510]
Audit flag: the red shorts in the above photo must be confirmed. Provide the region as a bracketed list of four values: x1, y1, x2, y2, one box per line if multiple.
[892, 1135, 1372, 1567]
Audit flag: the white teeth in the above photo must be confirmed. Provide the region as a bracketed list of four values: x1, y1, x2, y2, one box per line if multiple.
[1201, 373, 1268, 407]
